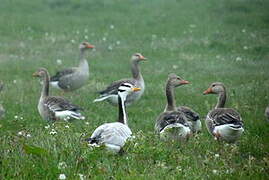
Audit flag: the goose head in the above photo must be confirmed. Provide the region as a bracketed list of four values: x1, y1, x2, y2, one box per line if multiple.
[131, 53, 147, 62]
[118, 83, 141, 101]
[203, 82, 225, 95]
[168, 73, 189, 87]
[33, 68, 49, 79]
[79, 42, 95, 51]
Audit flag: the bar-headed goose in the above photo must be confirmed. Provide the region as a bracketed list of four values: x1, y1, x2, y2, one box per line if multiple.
[203, 82, 244, 143]
[33, 68, 84, 121]
[155, 74, 191, 141]
[50, 42, 94, 92]
[94, 53, 146, 106]
[265, 106, 269, 122]
[86, 83, 141, 153]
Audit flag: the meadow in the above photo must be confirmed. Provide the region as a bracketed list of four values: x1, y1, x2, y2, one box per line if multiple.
[0, 0, 269, 179]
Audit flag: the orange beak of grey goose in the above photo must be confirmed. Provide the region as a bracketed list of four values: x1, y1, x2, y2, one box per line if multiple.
[180, 80, 189, 85]
[139, 55, 147, 60]
[86, 44, 95, 49]
[203, 87, 213, 95]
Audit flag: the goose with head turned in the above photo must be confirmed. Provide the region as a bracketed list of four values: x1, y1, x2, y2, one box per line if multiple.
[33, 68, 84, 121]
[50, 42, 95, 92]
[94, 53, 146, 106]
[155, 74, 192, 141]
[203, 82, 244, 143]
[86, 83, 141, 153]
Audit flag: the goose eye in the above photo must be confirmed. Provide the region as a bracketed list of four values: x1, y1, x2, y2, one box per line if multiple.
[212, 84, 216, 87]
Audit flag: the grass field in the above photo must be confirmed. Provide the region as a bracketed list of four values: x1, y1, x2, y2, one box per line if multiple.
[0, 0, 269, 179]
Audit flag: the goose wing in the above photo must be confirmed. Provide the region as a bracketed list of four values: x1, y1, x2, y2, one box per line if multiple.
[50, 68, 77, 82]
[44, 96, 83, 112]
[155, 111, 188, 133]
[177, 106, 200, 121]
[98, 79, 135, 96]
[209, 108, 243, 126]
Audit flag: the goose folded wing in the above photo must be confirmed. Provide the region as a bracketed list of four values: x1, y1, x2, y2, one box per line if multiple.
[157, 111, 188, 132]
[50, 68, 77, 81]
[211, 109, 243, 126]
[44, 96, 82, 112]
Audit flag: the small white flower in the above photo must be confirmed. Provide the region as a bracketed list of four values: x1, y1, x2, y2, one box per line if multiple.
[214, 154, 220, 158]
[189, 24, 196, 28]
[85, 122, 89, 125]
[65, 125, 70, 129]
[242, 29, 246, 33]
[26, 133, 31, 138]
[45, 32, 49, 36]
[108, 45, 113, 51]
[243, 46, 248, 50]
[49, 129, 57, 135]
[216, 55, 221, 59]
[110, 25, 114, 29]
[172, 65, 178, 69]
[78, 173, 85, 180]
[18, 131, 24, 136]
[44, 125, 50, 129]
[13, 80, 17, 84]
[116, 41, 121, 45]
[84, 35, 88, 40]
[14, 115, 18, 119]
[58, 162, 67, 169]
[102, 37, 107, 41]
[71, 39, 76, 43]
[236, 57, 242, 61]
[20, 117, 24, 120]
[58, 173, 66, 180]
[56, 59, 62, 65]
[212, 169, 218, 174]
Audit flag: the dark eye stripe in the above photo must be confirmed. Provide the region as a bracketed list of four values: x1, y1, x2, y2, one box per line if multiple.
[118, 89, 126, 92]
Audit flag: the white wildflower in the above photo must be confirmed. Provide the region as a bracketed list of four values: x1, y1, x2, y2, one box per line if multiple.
[242, 29, 246, 33]
[116, 41, 121, 45]
[84, 35, 88, 40]
[236, 57, 242, 61]
[13, 80, 17, 84]
[108, 45, 113, 51]
[102, 37, 107, 41]
[110, 25, 114, 29]
[58, 162, 67, 169]
[78, 173, 85, 180]
[71, 39, 76, 44]
[212, 169, 218, 174]
[49, 129, 57, 135]
[14, 115, 18, 119]
[44, 125, 50, 129]
[26, 133, 31, 138]
[56, 59, 62, 65]
[214, 154, 220, 158]
[172, 65, 178, 69]
[45, 32, 49, 36]
[85, 122, 90, 125]
[243, 46, 248, 50]
[17, 131, 24, 136]
[65, 125, 70, 129]
[58, 174, 66, 180]
[20, 116, 24, 120]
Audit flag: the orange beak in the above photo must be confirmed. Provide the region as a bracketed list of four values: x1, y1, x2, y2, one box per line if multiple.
[86, 44, 95, 49]
[203, 88, 213, 95]
[132, 87, 141, 92]
[180, 80, 189, 85]
[139, 55, 147, 60]
[32, 72, 39, 77]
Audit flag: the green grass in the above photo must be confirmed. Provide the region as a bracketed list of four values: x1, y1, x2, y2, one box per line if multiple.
[0, 0, 269, 179]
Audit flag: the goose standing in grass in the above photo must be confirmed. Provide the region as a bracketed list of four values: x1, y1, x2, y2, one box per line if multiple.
[265, 106, 269, 122]
[203, 82, 244, 143]
[33, 68, 84, 121]
[87, 83, 141, 153]
[155, 74, 191, 141]
[0, 81, 5, 119]
[94, 53, 146, 106]
[50, 42, 95, 92]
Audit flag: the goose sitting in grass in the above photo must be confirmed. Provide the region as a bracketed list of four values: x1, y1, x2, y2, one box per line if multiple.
[33, 68, 85, 122]
[86, 83, 141, 153]
[94, 53, 146, 106]
[203, 82, 244, 143]
[50, 42, 95, 92]
[155, 74, 191, 141]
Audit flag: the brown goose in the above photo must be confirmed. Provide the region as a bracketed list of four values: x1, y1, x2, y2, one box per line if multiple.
[155, 74, 191, 141]
[0, 81, 4, 119]
[33, 68, 84, 121]
[203, 82, 244, 143]
[265, 106, 269, 122]
[50, 42, 94, 92]
[94, 53, 146, 106]
[86, 83, 141, 153]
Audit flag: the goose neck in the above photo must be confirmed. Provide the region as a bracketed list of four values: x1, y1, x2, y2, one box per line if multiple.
[41, 71, 50, 98]
[131, 60, 142, 80]
[215, 91, 226, 109]
[165, 82, 176, 111]
[118, 95, 128, 125]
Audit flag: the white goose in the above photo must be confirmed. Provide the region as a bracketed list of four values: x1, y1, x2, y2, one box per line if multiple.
[94, 53, 146, 106]
[155, 74, 191, 141]
[203, 82, 244, 143]
[50, 42, 94, 92]
[87, 83, 141, 153]
[33, 68, 84, 121]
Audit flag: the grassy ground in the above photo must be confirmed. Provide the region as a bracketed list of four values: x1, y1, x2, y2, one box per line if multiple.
[0, 0, 269, 179]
